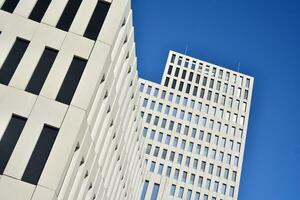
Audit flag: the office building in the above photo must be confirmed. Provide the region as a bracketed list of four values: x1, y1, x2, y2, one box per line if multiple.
[0, 0, 145, 200]
[139, 50, 253, 200]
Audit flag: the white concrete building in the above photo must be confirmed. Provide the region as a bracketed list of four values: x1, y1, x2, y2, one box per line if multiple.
[139, 51, 253, 200]
[0, 0, 145, 200]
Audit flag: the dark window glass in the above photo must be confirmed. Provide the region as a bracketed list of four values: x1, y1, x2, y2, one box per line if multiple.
[0, 38, 29, 85]
[171, 79, 177, 89]
[196, 74, 200, 84]
[26, 47, 58, 95]
[188, 72, 193, 81]
[0, 115, 27, 174]
[181, 70, 186, 79]
[56, 56, 87, 105]
[29, 0, 52, 22]
[193, 86, 198, 96]
[186, 83, 191, 93]
[22, 125, 59, 185]
[164, 77, 169, 87]
[84, 1, 110, 40]
[150, 183, 160, 200]
[140, 180, 149, 200]
[179, 81, 183, 91]
[170, 54, 176, 63]
[174, 67, 179, 77]
[56, 0, 83, 31]
[167, 65, 173, 75]
[1, 0, 20, 13]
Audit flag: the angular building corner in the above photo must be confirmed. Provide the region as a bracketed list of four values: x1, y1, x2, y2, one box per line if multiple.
[0, 0, 145, 200]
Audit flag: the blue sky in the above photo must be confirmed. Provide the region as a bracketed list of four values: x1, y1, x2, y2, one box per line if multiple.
[132, 0, 300, 199]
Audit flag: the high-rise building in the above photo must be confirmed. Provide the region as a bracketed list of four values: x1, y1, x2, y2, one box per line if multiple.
[0, 0, 145, 200]
[139, 50, 253, 200]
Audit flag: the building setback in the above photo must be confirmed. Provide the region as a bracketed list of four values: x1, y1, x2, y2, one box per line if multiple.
[0, 0, 145, 200]
[139, 50, 253, 200]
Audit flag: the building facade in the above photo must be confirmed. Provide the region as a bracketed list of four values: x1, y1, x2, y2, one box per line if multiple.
[0, 0, 145, 200]
[139, 51, 253, 200]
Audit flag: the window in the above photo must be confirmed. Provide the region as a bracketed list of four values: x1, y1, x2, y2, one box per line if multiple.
[150, 130, 155, 140]
[164, 77, 170, 87]
[221, 184, 227, 195]
[22, 124, 59, 184]
[176, 95, 180, 103]
[195, 192, 200, 200]
[171, 54, 176, 63]
[83, 1, 110, 40]
[202, 77, 207, 86]
[182, 171, 187, 182]
[198, 176, 203, 188]
[169, 151, 175, 161]
[240, 116, 245, 125]
[146, 144, 152, 154]
[173, 137, 178, 147]
[188, 72, 193, 81]
[153, 146, 159, 157]
[172, 108, 177, 117]
[170, 184, 176, 196]
[167, 65, 173, 75]
[232, 171, 237, 181]
[56, 56, 87, 105]
[209, 164, 214, 174]
[140, 180, 149, 200]
[154, 88, 159, 96]
[181, 140, 186, 150]
[0, 115, 27, 174]
[216, 166, 221, 177]
[29, 0, 52, 22]
[166, 166, 171, 177]
[150, 183, 160, 200]
[174, 169, 179, 180]
[140, 83, 144, 92]
[196, 144, 201, 154]
[143, 127, 148, 137]
[0, 38, 30, 85]
[181, 70, 187, 79]
[234, 156, 239, 166]
[175, 67, 180, 77]
[214, 181, 219, 192]
[150, 101, 155, 110]
[224, 168, 229, 179]
[186, 190, 192, 200]
[157, 103, 162, 112]
[171, 79, 177, 89]
[177, 154, 183, 164]
[230, 186, 235, 197]
[178, 187, 184, 199]
[209, 79, 214, 88]
[157, 132, 163, 142]
[150, 161, 156, 172]
[185, 157, 190, 167]
[168, 93, 173, 102]
[161, 90, 166, 99]
[177, 56, 182, 65]
[158, 164, 163, 175]
[56, 0, 84, 31]
[164, 106, 170, 115]
[206, 179, 211, 190]
[1, 0, 20, 13]
[165, 135, 171, 145]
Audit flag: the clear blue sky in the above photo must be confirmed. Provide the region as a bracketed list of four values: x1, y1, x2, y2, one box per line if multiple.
[132, 0, 300, 199]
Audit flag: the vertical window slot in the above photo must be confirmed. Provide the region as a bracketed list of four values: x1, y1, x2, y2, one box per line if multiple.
[29, 0, 52, 22]
[84, 1, 110, 40]
[1, 0, 20, 13]
[0, 115, 27, 174]
[22, 125, 59, 185]
[0, 38, 29, 85]
[56, 56, 87, 105]
[26, 47, 58, 95]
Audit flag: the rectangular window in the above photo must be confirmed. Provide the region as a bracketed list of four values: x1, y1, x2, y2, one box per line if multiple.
[150, 183, 160, 200]
[1, 0, 20, 13]
[170, 184, 176, 196]
[22, 125, 59, 184]
[56, 56, 87, 105]
[29, 0, 52, 22]
[0, 38, 30, 85]
[171, 79, 177, 89]
[84, 1, 110, 40]
[140, 180, 149, 200]
[56, 0, 84, 31]
[167, 65, 173, 75]
[0, 115, 27, 174]
[26, 47, 58, 95]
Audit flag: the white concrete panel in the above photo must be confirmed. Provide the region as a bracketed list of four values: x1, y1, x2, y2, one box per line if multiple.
[71, 41, 111, 110]
[40, 33, 93, 100]
[69, 0, 97, 36]
[10, 24, 66, 90]
[39, 106, 85, 192]
[0, 175, 35, 200]
[42, 0, 69, 27]
[31, 186, 56, 200]
[14, 0, 38, 18]
[4, 96, 67, 179]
